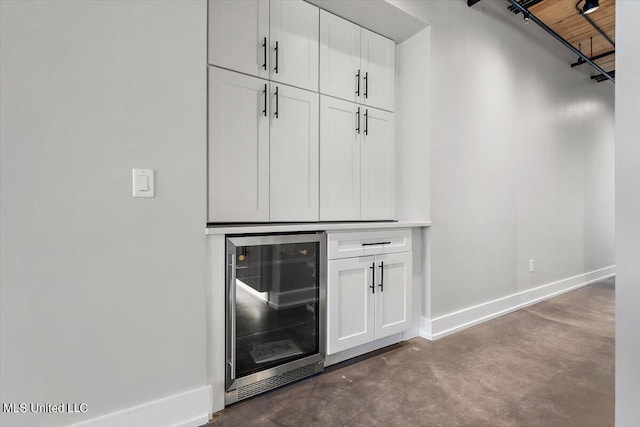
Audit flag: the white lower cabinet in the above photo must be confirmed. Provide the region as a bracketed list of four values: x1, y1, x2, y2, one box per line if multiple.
[326, 230, 412, 355]
[374, 252, 412, 338]
[327, 256, 376, 354]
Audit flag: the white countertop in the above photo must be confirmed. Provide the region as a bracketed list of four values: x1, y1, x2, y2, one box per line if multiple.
[205, 220, 431, 235]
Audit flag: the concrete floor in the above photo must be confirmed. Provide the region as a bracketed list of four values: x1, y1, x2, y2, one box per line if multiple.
[209, 278, 615, 426]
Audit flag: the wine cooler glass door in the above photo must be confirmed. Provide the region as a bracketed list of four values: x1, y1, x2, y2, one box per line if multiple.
[226, 233, 325, 392]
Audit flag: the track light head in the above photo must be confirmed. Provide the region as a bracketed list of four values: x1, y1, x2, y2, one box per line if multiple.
[583, 0, 600, 14]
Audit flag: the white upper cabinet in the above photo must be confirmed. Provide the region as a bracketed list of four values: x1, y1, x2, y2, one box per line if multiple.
[321, 98, 395, 221]
[207, 1, 397, 223]
[208, 0, 269, 79]
[320, 96, 361, 221]
[208, 67, 270, 222]
[361, 28, 395, 112]
[320, 11, 361, 103]
[361, 107, 395, 220]
[270, 83, 319, 221]
[270, 0, 320, 92]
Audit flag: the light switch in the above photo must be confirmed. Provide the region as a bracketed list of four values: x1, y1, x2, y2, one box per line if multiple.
[137, 175, 149, 191]
[132, 169, 154, 198]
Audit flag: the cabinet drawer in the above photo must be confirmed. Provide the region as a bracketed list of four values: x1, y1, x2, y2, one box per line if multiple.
[327, 228, 411, 260]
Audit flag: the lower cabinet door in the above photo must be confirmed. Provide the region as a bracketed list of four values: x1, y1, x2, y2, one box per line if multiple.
[374, 252, 412, 340]
[327, 256, 375, 354]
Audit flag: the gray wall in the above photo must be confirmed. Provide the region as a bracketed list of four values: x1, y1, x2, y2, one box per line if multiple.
[391, 0, 615, 318]
[615, 2, 640, 425]
[0, 1, 207, 426]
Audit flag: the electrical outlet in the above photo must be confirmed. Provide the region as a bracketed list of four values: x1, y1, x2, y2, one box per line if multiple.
[529, 259, 535, 273]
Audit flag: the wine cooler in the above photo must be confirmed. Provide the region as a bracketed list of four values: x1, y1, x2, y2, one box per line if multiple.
[225, 232, 326, 404]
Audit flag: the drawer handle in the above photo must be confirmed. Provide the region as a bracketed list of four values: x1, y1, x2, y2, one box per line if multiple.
[362, 241, 391, 247]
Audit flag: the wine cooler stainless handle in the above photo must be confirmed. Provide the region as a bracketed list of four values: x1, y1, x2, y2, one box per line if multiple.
[228, 253, 237, 381]
[262, 37, 267, 70]
[370, 262, 376, 294]
[356, 69, 360, 96]
[262, 84, 267, 117]
[274, 41, 279, 74]
[356, 107, 360, 135]
[379, 261, 384, 292]
[274, 86, 279, 118]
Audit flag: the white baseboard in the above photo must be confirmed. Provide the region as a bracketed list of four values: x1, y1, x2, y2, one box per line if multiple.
[67, 386, 211, 427]
[421, 266, 615, 341]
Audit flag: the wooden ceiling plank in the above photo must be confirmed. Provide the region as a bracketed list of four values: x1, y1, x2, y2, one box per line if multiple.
[521, 0, 616, 75]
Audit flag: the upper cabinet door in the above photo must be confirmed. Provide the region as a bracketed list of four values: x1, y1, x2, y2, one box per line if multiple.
[270, 0, 320, 92]
[361, 107, 395, 221]
[360, 28, 395, 112]
[269, 83, 319, 221]
[208, 67, 270, 222]
[320, 96, 361, 221]
[319, 11, 361, 103]
[208, 0, 269, 79]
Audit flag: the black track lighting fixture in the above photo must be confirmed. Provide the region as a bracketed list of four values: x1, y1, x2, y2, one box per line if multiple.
[579, 0, 600, 15]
